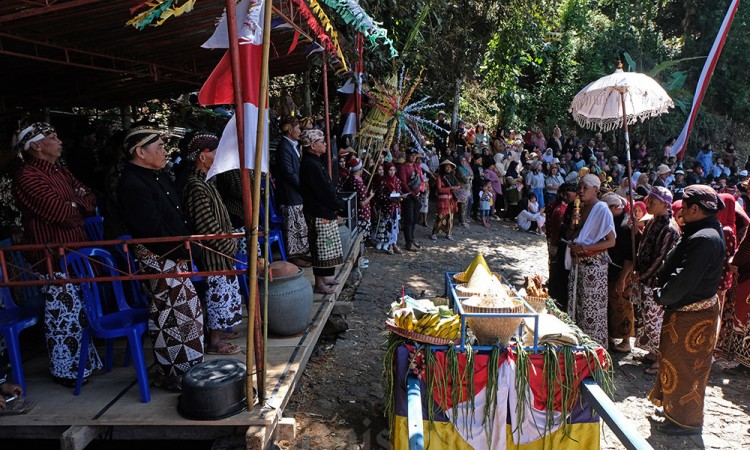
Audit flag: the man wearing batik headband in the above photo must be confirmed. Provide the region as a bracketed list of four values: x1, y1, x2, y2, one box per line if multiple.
[12, 122, 103, 386]
[273, 115, 311, 267]
[117, 126, 204, 391]
[182, 133, 243, 356]
[648, 185, 725, 436]
[631, 186, 681, 374]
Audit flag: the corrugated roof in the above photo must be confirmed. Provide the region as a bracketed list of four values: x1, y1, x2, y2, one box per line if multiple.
[0, 0, 337, 109]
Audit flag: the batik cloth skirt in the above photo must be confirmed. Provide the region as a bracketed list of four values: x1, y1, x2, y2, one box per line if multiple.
[431, 212, 453, 236]
[419, 191, 429, 214]
[374, 208, 400, 246]
[204, 275, 243, 330]
[634, 285, 665, 354]
[568, 252, 609, 349]
[357, 219, 371, 238]
[305, 215, 344, 269]
[280, 204, 309, 257]
[717, 275, 750, 367]
[608, 282, 634, 340]
[134, 245, 204, 378]
[649, 297, 719, 428]
[42, 274, 103, 380]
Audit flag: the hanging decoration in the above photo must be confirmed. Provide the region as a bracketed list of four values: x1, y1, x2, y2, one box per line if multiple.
[290, 0, 348, 73]
[126, 0, 196, 30]
[358, 67, 445, 152]
[307, 0, 349, 72]
[319, 0, 398, 58]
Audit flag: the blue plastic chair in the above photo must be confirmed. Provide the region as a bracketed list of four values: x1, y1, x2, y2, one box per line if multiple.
[258, 229, 286, 262]
[0, 267, 39, 394]
[61, 248, 150, 403]
[83, 216, 104, 241]
[235, 253, 249, 302]
[0, 238, 44, 316]
[112, 235, 150, 309]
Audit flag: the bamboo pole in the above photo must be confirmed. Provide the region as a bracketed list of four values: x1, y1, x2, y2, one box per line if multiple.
[620, 91, 638, 267]
[323, 52, 333, 177]
[262, 172, 270, 398]
[247, 0, 273, 404]
[223, 0, 256, 406]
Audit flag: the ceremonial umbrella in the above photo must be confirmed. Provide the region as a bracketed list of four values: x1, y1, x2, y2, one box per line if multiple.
[569, 61, 674, 262]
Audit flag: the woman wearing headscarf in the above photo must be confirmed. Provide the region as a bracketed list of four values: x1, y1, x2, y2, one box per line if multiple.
[117, 126, 204, 391]
[565, 174, 616, 348]
[430, 160, 459, 241]
[632, 186, 681, 373]
[12, 122, 103, 386]
[298, 129, 346, 294]
[374, 162, 404, 254]
[181, 133, 242, 355]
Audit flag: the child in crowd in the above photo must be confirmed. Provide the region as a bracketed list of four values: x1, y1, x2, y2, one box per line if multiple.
[517, 192, 546, 233]
[479, 181, 494, 227]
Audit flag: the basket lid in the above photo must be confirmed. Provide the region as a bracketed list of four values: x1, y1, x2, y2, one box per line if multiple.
[462, 252, 490, 281]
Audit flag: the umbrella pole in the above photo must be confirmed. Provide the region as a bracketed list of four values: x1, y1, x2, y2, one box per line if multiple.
[620, 92, 638, 268]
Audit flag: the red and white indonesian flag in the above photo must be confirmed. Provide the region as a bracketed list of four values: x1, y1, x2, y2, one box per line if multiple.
[199, 0, 270, 178]
[341, 94, 358, 136]
[669, 0, 740, 159]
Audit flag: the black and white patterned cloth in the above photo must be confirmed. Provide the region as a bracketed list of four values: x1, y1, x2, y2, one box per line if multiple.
[204, 275, 243, 330]
[305, 215, 343, 268]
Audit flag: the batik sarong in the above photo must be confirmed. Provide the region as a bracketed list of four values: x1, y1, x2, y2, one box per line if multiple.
[204, 275, 243, 330]
[568, 252, 609, 349]
[419, 191, 429, 214]
[135, 245, 204, 378]
[305, 216, 344, 269]
[634, 286, 665, 354]
[608, 283, 634, 340]
[42, 274, 103, 380]
[374, 209, 400, 246]
[280, 204, 309, 257]
[431, 212, 453, 236]
[357, 219, 371, 238]
[649, 297, 719, 428]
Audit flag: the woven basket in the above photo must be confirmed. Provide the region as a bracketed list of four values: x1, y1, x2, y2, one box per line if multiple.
[385, 319, 454, 346]
[453, 271, 503, 284]
[461, 299, 525, 345]
[524, 296, 549, 313]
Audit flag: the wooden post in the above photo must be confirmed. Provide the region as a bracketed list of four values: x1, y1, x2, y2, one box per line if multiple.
[322, 52, 333, 177]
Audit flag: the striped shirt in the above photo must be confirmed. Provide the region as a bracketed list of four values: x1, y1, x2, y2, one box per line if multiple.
[13, 157, 95, 262]
[183, 167, 237, 271]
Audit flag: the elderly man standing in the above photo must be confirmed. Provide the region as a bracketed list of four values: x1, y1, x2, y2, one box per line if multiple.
[12, 122, 102, 386]
[117, 126, 203, 392]
[182, 133, 242, 356]
[649, 185, 725, 436]
[273, 116, 310, 267]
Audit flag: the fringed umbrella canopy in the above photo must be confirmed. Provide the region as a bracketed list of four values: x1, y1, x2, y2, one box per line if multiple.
[570, 67, 674, 132]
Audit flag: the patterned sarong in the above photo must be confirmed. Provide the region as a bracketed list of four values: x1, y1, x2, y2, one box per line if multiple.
[280, 204, 309, 257]
[634, 287, 665, 354]
[568, 252, 609, 349]
[135, 245, 204, 378]
[204, 275, 243, 330]
[374, 209, 400, 246]
[608, 283, 634, 340]
[649, 298, 719, 428]
[42, 274, 103, 379]
[431, 212, 453, 236]
[305, 215, 343, 269]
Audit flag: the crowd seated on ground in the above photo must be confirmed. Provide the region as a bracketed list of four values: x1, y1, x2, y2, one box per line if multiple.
[1, 107, 749, 435]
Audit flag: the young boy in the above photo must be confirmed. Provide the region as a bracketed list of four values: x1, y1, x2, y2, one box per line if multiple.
[479, 180, 494, 227]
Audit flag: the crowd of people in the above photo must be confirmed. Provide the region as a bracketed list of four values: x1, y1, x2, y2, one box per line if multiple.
[2, 110, 750, 439]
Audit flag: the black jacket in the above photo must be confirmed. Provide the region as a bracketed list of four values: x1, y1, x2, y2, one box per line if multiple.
[273, 137, 303, 206]
[300, 151, 344, 220]
[654, 215, 725, 309]
[117, 163, 192, 259]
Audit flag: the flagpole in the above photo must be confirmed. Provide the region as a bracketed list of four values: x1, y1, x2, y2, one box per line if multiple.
[248, 0, 273, 404]
[355, 33, 363, 132]
[223, 0, 257, 406]
[620, 91, 638, 268]
[323, 52, 333, 177]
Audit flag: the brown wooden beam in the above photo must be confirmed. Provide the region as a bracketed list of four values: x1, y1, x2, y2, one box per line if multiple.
[0, 0, 105, 23]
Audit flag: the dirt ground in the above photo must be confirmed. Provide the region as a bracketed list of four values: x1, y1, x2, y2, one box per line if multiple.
[281, 214, 750, 450]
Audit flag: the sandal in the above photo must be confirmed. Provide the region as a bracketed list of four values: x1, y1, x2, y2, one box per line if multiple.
[611, 342, 631, 353]
[446, 235, 454, 241]
[206, 341, 242, 355]
[220, 330, 242, 340]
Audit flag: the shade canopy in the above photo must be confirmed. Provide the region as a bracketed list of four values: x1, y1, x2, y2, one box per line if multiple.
[570, 68, 674, 132]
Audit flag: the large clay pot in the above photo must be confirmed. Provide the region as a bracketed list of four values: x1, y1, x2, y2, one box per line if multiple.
[339, 224, 352, 258]
[260, 266, 314, 336]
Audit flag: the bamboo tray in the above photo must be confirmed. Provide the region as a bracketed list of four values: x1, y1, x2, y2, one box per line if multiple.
[385, 319, 454, 345]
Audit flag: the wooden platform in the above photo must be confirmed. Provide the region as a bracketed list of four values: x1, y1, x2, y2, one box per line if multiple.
[0, 232, 363, 450]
